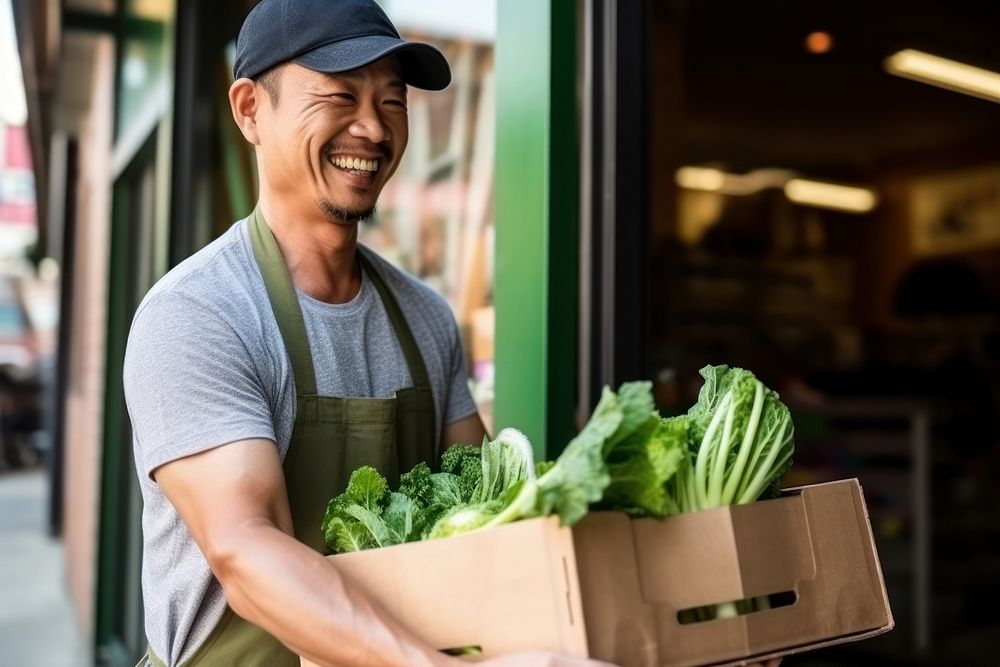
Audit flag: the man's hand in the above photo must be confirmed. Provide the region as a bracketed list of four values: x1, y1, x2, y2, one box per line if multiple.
[480, 653, 782, 667]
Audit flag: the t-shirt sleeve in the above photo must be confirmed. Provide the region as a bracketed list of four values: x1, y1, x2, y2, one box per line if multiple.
[443, 313, 479, 426]
[123, 291, 277, 478]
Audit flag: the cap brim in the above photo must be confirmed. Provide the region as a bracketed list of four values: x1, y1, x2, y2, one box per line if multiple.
[293, 35, 451, 91]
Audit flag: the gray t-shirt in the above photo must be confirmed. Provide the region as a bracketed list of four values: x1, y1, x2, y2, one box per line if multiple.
[123, 218, 477, 666]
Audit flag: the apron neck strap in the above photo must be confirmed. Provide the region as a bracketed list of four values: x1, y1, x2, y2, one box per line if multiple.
[249, 206, 318, 395]
[356, 250, 430, 388]
[248, 206, 431, 394]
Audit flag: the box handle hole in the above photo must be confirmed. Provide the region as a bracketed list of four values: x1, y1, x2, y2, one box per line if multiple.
[677, 590, 797, 624]
[441, 646, 484, 657]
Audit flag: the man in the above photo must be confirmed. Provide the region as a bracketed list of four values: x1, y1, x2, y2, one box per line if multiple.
[125, 2, 783, 666]
[124, 1, 622, 665]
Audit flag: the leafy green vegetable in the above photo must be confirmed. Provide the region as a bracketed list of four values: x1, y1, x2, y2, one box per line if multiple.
[327, 519, 374, 553]
[534, 460, 555, 477]
[475, 428, 536, 503]
[427, 382, 668, 538]
[426, 427, 543, 538]
[669, 365, 794, 512]
[394, 462, 469, 539]
[322, 466, 391, 553]
[398, 462, 434, 506]
[605, 381, 657, 453]
[324, 429, 539, 551]
[529, 385, 621, 524]
[344, 501, 394, 547]
[427, 499, 505, 539]
[321, 367, 794, 555]
[428, 472, 464, 507]
[602, 414, 689, 517]
[344, 466, 388, 509]
[440, 444, 483, 503]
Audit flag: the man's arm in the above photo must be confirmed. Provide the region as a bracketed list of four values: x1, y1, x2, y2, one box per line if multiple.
[441, 413, 488, 450]
[154, 438, 455, 667]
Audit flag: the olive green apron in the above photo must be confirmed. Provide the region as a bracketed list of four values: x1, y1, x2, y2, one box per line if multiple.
[145, 207, 437, 666]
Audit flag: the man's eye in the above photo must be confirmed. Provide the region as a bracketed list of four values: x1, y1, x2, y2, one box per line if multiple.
[385, 99, 407, 109]
[327, 93, 355, 102]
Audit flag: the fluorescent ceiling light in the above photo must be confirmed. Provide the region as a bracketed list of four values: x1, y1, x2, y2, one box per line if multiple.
[675, 167, 791, 195]
[676, 166, 726, 191]
[784, 179, 878, 213]
[676, 167, 877, 213]
[885, 49, 1000, 104]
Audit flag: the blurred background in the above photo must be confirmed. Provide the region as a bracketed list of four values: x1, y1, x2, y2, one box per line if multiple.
[1, 0, 997, 665]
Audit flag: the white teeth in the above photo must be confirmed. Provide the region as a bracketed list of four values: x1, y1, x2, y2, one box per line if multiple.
[332, 156, 378, 172]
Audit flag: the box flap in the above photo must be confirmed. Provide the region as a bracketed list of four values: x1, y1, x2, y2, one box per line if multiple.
[731, 495, 816, 597]
[632, 509, 744, 608]
[573, 513, 659, 667]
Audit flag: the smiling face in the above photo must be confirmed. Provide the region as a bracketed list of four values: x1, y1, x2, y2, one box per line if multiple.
[251, 58, 409, 225]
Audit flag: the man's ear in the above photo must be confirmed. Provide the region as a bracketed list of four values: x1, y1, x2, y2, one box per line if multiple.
[229, 78, 262, 145]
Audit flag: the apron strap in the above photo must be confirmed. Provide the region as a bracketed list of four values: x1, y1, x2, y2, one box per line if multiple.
[248, 206, 432, 393]
[249, 206, 318, 395]
[357, 250, 431, 388]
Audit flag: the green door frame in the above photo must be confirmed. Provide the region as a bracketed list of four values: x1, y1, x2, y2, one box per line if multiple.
[494, 0, 579, 459]
[94, 2, 176, 662]
[96, 134, 158, 666]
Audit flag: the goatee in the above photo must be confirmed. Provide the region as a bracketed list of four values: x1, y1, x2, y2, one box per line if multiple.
[318, 198, 376, 225]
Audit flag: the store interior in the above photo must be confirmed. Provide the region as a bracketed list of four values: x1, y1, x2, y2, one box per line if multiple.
[645, 1, 1000, 663]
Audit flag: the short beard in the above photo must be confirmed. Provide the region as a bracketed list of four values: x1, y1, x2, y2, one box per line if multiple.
[318, 197, 376, 225]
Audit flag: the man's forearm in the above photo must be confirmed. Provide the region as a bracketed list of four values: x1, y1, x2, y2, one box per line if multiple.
[209, 520, 455, 667]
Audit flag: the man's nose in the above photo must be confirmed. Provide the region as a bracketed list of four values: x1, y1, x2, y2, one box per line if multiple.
[349, 105, 390, 144]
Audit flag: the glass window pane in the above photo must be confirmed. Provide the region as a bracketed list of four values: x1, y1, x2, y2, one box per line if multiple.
[116, 1, 173, 138]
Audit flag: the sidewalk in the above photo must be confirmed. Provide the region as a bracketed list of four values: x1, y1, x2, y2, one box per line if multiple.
[0, 469, 88, 666]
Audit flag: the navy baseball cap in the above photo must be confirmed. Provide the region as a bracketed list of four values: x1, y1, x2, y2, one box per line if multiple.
[233, 0, 451, 90]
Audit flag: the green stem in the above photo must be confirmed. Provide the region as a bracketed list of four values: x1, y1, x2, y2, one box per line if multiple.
[707, 397, 736, 508]
[481, 479, 539, 530]
[694, 391, 732, 509]
[721, 381, 764, 505]
[736, 419, 789, 504]
[684, 466, 698, 512]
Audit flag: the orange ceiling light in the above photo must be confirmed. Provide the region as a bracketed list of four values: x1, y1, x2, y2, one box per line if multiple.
[805, 31, 834, 55]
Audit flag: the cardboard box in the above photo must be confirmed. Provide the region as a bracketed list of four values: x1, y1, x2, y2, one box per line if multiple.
[575, 479, 894, 666]
[302, 479, 892, 666]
